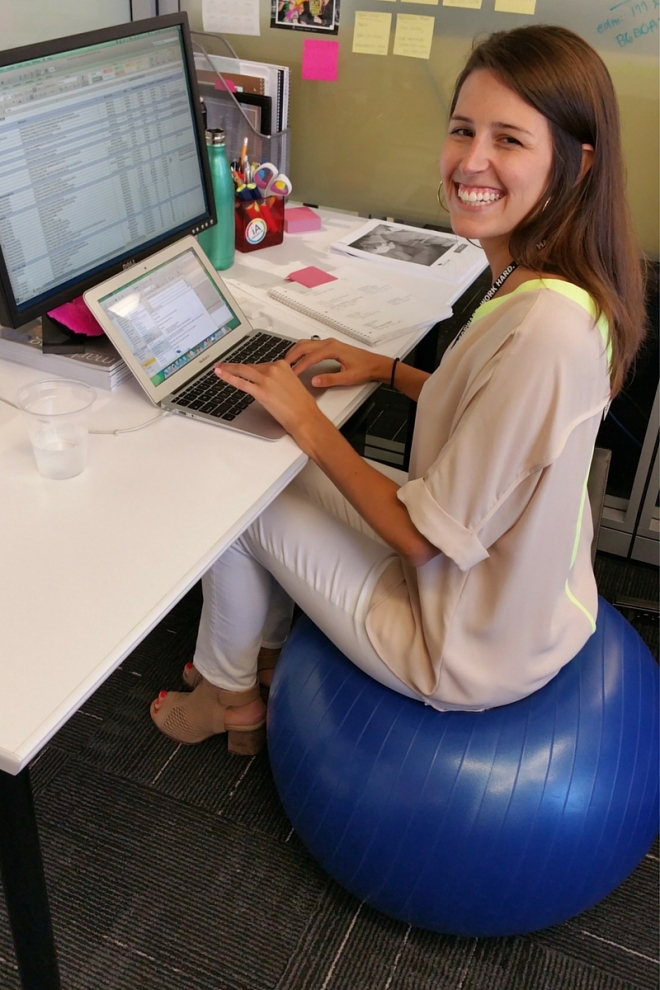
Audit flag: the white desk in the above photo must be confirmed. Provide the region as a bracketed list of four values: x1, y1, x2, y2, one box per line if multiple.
[0, 209, 484, 990]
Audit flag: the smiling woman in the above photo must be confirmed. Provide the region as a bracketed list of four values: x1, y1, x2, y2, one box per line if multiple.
[148, 26, 648, 758]
[443, 26, 645, 397]
[441, 70, 555, 256]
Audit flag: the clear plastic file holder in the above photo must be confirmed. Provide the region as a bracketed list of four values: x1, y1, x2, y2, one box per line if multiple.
[201, 90, 290, 180]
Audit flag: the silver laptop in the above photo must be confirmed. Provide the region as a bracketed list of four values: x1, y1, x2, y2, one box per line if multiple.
[84, 236, 330, 440]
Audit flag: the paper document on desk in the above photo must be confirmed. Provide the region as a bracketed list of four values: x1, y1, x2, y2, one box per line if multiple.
[331, 219, 487, 283]
[266, 273, 452, 346]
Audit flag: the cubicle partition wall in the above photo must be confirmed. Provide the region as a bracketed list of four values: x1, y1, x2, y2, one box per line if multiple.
[0, 1, 656, 257]
[183, 0, 659, 264]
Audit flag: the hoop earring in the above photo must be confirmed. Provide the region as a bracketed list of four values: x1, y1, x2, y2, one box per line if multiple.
[436, 180, 450, 213]
[541, 196, 551, 212]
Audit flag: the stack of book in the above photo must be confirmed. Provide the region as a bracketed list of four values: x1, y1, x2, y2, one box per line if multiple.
[0, 321, 130, 390]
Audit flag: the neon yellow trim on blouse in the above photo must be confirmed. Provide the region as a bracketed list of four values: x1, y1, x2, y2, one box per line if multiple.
[564, 468, 597, 633]
[473, 278, 611, 361]
[474, 278, 604, 635]
[565, 579, 597, 633]
[571, 472, 590, 569]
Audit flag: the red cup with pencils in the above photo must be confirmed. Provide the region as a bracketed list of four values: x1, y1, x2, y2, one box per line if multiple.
[233, 162, 290, 253]
[234, 194, 285, 252]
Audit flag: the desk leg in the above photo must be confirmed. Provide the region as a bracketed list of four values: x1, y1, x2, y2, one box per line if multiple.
[0, 768, 61, 990]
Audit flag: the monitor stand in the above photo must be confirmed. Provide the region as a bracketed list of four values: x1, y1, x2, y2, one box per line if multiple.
[41, 312, 87, 355]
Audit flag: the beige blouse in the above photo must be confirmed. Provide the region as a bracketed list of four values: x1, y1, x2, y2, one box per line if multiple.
[366, 280, 611, 711]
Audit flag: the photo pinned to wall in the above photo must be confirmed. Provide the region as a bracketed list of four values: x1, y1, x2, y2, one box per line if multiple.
[271, 0, 340, 34]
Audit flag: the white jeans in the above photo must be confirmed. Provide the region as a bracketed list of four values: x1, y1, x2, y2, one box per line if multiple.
[193, 460, 421, 702]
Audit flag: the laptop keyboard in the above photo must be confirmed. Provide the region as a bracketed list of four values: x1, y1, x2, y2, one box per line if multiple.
[172, 332, 293, 422]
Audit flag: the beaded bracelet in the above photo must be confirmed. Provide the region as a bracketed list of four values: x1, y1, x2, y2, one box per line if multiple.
[390, 357, 400, 389]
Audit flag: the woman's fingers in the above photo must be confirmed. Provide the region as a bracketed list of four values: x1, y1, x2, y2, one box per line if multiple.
[217, 339, 391, 394]
[214, 358, 322, 437]
[309, 367, 353, 387]
[214, 361, 264, 385]
[214, 358, 300, 398]
[286, 336, 386, 386]
[213, 364, 257, 393]
[285, 337, 339, 372]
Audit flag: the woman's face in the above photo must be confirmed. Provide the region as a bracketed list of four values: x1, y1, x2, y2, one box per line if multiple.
[440, 69, 554, 257]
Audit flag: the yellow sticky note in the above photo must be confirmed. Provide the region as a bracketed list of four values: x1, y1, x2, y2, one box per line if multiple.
[443, 0, 482, 8]
[402, 0, 438, 6]
[494, 0, 536, 13]
[353, 11, 392, 56]
[393, 14, 435, 59]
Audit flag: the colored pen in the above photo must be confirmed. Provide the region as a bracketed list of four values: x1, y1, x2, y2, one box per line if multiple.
[258, 196, 277, 231]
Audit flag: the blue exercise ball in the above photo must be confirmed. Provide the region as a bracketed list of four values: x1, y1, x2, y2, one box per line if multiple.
[268, 597, 659, 937]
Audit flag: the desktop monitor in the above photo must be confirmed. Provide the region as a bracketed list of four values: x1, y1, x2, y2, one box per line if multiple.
[0, 12, 215, 343]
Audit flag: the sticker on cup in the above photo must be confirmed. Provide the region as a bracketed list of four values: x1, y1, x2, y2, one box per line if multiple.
[245, 217, 267, 245]
[16, 379, 96, 480]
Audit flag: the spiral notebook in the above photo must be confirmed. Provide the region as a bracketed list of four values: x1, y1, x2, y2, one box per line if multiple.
[268, 274, 451, 345]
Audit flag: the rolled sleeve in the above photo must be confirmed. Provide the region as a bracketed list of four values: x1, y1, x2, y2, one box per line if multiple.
[398, 477, 489, 571]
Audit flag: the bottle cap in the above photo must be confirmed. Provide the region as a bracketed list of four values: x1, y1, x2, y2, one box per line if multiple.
[205, 128, 226, 146]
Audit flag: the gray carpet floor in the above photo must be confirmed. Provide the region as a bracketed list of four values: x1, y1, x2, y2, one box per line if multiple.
[0, 551, 657, 990]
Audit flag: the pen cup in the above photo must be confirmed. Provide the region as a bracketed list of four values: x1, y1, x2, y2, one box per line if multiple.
[235, 195, 285, 253]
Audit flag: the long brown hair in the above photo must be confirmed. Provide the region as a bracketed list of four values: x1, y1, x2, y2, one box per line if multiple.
[450, 25, 647, 395]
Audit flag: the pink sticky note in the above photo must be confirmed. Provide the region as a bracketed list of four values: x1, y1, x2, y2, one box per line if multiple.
[302, 39, 339, 82]
[284, 206, 322, 233]
[214, 77, 237, 92]
[287, 267, 338, 288]
[48, 296, 105, 337]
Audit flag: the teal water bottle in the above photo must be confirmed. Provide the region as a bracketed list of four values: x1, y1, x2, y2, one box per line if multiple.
[198, 128, 235, 271]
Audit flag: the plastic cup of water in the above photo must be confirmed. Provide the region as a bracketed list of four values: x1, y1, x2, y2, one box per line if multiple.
[16, 379, 96, 480]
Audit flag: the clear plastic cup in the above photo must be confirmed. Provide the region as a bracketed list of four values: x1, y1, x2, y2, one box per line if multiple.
[16, 379, 96, 480]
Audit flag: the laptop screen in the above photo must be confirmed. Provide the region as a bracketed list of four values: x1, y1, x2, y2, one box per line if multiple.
[96, 247, 241, 386]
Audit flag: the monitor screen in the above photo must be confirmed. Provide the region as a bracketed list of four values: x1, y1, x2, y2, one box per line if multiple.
[0, 13, 214, 328]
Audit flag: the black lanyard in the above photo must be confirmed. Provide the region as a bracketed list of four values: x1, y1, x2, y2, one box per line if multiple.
[450, 261, 519, 349]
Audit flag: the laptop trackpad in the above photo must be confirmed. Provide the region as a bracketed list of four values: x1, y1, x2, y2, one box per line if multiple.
[298, 359, 341, 395]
